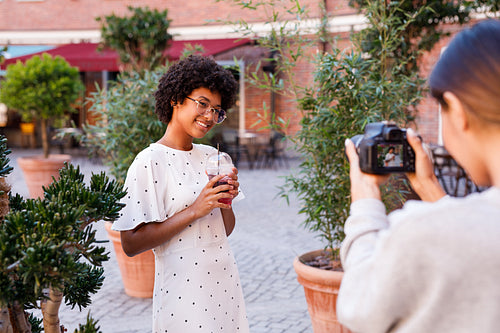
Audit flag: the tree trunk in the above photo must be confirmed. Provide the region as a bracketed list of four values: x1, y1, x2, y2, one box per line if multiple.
[7, 302, 30, 333]
[40, 118, 49, 159]
[0, 307, 13, 333]
[41, 287, 63, 333]
[0, 177, 11, 219]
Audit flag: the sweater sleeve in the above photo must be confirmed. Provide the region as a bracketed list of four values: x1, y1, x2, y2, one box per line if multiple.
[340, 199, 388, 269]
[337, 199, 415, 333]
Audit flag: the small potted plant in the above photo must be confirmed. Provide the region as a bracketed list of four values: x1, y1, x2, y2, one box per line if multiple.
[0, 135, 126, 333]
[0, 53, 84, 198]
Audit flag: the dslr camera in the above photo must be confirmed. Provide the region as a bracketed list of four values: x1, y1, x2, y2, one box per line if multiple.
[350, 122, 416, 174]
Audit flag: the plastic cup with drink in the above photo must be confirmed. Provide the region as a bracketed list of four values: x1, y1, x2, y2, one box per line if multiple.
[206, 150, 234, 205]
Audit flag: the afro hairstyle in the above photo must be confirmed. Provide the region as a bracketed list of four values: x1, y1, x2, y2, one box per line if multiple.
[154, 55, 239, 124]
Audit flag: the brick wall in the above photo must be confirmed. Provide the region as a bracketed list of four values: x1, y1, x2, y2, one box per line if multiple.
[415, 22, 477, 145]
[0, 0, 349, 30]
[326, 0, 358, 15]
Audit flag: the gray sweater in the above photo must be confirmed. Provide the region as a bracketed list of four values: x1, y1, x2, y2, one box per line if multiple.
[337, 187, 500, 333]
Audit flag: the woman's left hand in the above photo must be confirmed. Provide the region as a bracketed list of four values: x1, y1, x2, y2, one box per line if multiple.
[227, 167, 240, 200]
[405, 128, 446, 202]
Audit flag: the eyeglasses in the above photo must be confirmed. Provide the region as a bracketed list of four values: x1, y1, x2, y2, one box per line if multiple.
[186, 97, 226, 124]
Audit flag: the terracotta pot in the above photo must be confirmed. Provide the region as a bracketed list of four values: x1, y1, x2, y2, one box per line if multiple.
[17, 154, 71, 198]
[104, 222, 155, 298]
[293, 249, 352, 333]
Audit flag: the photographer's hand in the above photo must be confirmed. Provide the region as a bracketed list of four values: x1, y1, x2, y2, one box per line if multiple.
[406, 128, 446, 202]
[345, 139, 387, 202]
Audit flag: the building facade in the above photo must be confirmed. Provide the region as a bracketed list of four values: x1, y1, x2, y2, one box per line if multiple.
[0, 0, 487, 148]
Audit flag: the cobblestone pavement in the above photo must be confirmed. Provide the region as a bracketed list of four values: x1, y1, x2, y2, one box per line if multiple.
[6, 148, 324, 333]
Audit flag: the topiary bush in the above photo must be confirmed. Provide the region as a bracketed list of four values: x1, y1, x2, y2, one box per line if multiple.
[0, 135, 126, 333]
[0, 53, 84, 158]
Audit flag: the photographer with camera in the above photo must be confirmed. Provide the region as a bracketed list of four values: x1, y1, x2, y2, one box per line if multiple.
[338, 19, 500, 333]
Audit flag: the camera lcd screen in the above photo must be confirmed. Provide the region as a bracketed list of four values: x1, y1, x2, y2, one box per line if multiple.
[376, 143, 404, 169]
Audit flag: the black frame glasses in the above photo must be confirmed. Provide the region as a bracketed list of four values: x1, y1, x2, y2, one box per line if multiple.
[186, 96, 226, 124]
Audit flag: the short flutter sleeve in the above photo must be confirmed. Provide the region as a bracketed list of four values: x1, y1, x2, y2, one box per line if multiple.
[112, 146, 169, 231]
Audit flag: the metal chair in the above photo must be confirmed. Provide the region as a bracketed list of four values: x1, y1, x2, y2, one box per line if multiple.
[258, 130, 289, 169]
[220, 128, 254, 169]
[430, 145, 480, 197]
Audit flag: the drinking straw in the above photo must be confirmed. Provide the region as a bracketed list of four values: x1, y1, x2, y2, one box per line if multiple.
[217, 143, 220, 175]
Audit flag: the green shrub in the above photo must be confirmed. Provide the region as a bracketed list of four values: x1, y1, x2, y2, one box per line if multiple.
[97, 6, 173, 74]
[83, 69, 167, 183]
[0, 53, 83, 158]
[282, 1, 425, 259]
[0, 135, 126, 333]
[73, 312, 102, 333]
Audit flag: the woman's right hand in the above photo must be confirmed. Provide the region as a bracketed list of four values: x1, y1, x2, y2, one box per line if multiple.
[345, 138, 387, 202]
[190, 174, 234, 219]
[406, 128, 447, 202]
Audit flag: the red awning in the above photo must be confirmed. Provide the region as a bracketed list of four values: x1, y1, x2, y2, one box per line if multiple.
[1, 38, 251, 72]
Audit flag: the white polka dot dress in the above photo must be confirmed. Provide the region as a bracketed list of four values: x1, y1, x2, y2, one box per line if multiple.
[112, 143, 250, 333]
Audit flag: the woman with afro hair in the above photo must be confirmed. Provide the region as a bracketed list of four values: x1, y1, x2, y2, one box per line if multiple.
[112, 55, 250, 332]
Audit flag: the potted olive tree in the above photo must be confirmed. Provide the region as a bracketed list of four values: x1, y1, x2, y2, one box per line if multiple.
[82, 69, 166, 298]
[83, 69, 166, 184]
[288, 47, 420, 333]
[0, 53, 84, 198]
[0, 135, 126, 333]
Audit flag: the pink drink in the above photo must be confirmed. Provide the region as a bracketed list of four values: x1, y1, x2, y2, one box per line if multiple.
[206, 151, 234, 205]
[208, 174, 233, 204]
